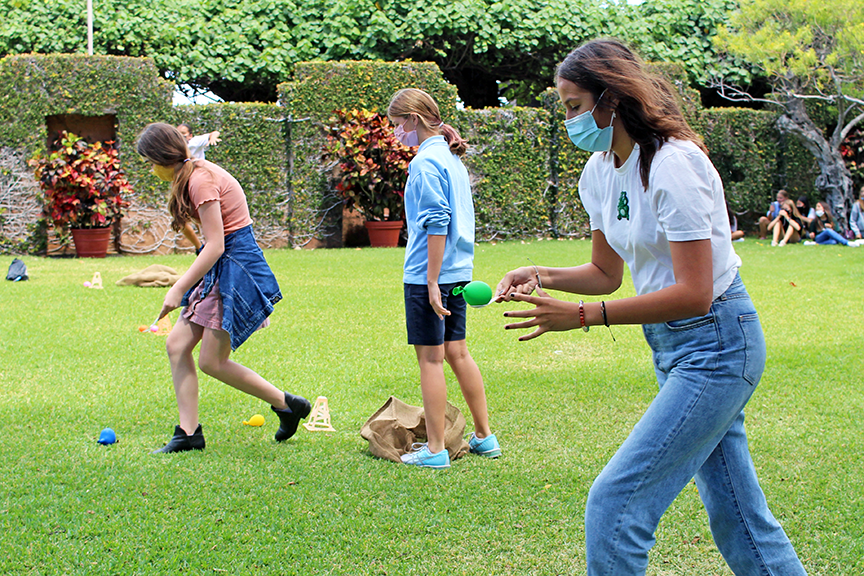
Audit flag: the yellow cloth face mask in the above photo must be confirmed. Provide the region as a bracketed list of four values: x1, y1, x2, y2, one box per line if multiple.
[152, 164, 174, 182]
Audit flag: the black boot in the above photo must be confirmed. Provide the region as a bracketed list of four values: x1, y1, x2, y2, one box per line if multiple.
[151, 424, 206, 454]
[272, 393, 311, 442]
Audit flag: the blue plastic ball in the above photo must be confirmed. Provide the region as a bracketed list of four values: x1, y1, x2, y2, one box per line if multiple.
[97, 428, 117, 445]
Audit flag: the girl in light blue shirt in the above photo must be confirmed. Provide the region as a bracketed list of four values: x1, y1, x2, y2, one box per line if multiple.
[387, 88, 500, 469]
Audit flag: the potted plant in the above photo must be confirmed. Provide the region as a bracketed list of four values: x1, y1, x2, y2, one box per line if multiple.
[31, 131, 131, 257]
[324, 108, 415, 247]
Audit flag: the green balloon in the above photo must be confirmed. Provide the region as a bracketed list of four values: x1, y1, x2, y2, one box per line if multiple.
[453, 281, 493, 307]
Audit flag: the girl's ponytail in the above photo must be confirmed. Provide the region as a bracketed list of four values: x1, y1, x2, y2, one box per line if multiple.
[440, 123, 468, 157]
[168, 160, 197, 232]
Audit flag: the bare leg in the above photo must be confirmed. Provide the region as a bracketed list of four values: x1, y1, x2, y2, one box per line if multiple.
[197, 327, 288, 409]
[444, 339, 491, 438]
[780, 224, 796, 246]
[758, 216, 770, 239]
[415, 344, 448, 454]
[165, 315, 205, 435]
[771, 222, 783, 246]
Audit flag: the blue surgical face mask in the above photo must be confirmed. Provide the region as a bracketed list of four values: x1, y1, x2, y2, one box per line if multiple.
[563, 90, 616, 152]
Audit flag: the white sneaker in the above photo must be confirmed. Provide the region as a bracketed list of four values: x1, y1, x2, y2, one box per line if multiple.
[803, 240, 817, 246]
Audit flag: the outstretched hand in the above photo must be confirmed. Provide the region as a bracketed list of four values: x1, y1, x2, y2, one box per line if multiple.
[495, 266, 539, 302]
[502, 287, 582, 341]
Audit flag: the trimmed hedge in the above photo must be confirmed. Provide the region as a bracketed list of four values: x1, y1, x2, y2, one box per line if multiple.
[172, 103, 288, 232]
[458, 107, 552, 239]
[702, 108, 778, 214]
[0, 54, 834, 251]
[0, 54, 173, 201]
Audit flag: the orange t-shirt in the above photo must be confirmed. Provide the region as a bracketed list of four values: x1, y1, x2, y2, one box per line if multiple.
[187, 160, 253, 234]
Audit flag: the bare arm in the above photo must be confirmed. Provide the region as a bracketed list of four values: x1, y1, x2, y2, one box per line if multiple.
[502, 238, 714, 341]
[426, 234, 449, 320]
[181, 222, 203, 251]
[495, 230, 624, 300]
[158, 201, 224, 320]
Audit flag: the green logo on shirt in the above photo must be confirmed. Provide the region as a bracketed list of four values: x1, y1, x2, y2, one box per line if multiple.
[617, 190, 630, 221]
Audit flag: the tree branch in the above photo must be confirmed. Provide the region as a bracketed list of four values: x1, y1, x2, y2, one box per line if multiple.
[839, 110, 864, 143]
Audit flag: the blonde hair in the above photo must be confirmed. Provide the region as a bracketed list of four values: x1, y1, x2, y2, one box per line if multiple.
[136, 122, 211, 232]
[782, 199, 803, 221]
[387, 88, 468, 157]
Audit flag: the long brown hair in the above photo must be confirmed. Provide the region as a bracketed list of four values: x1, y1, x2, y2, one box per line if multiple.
[136, 122, 207, 231]
[387, 88, 469, 157]
[815, 201, 834, 231]
[556, 38, 706, 189]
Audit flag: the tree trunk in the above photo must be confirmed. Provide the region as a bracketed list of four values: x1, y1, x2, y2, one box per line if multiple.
[776, 98, 855, 230]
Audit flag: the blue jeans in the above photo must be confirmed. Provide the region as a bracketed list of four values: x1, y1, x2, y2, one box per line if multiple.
[815, 228, 848, 245]
[585, 274, 806, 575]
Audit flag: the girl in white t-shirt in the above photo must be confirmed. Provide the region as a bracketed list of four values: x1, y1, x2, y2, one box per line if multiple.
[496, 39, 806, 575]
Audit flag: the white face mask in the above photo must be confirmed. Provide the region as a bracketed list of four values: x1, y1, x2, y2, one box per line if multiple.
[816, 209, 825, 217]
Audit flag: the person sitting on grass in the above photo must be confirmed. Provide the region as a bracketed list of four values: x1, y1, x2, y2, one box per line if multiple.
[767, 199, 803, 246]
[804, 201, 858, 246]
[796, 195, 816, 231]
[850, 185, 864, 241]
[137, 122, 310, 454]
[727, 200, 744, 241]
[757, 189, 788, 239]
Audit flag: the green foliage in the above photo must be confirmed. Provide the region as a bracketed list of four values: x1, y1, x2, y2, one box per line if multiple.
[30, 131, 131, 231]
[172, 102, 288, 227]
[0, 53, 173, 218]
[459, 107, 557, 238]
[701, 108, 777, 214]
[281, 60, 458, 122]
[0, 0, 753, 107]
[713, 0, 864, 215]
[0, 53, 841, 249]
[323, 109, 412, 222]
[280, 60, 457, 243]
[626, 0, 755, 87]
[715, 0, 864, 92]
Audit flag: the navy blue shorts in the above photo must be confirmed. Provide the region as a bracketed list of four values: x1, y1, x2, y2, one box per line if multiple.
[404, 282, 468, 346]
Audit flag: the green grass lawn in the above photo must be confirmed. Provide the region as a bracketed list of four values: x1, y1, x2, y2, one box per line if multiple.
[0, 238, 861, 575]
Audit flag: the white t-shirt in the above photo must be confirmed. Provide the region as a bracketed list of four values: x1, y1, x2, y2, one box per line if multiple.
[579, 139, 741, 300]
[187, 134, 210, 159]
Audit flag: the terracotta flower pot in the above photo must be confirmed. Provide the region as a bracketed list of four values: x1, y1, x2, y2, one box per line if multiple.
[364, 220, 403, 247]
[70, 227, 111, 258]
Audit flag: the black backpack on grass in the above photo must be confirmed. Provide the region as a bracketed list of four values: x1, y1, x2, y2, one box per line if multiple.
[6, 258, 28, 281]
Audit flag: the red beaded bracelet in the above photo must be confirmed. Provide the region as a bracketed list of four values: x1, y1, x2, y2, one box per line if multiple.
[578, 300, 589, 332]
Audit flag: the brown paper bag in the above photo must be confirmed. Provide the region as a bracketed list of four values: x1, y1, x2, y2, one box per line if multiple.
[115, 265, 181, 287]
[360, 396, 470, 463]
